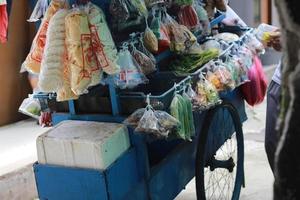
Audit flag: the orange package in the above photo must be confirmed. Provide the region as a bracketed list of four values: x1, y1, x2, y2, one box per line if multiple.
[22, 0, 68, 74]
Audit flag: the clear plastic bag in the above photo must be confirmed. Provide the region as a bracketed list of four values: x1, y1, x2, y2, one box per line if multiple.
[19, 96, 41, 119]
[109, 0, 130, 23]
[163, 13, 197, 53]
[193, 2, 210, 35]
[170, 94, 187, 140]
[27, 0, 49, 22]
[131, 45, 157, 75]
[255, 23, 278, 43]
[143, 26, 159, 53]
[133, 106, 180, 138]
[114, 47, 148, 89]
[131, 0, 148, 16]
[137, 36, 157, 64]
[135, 107, 160, 134]
[195, 74, 221, 109]
[213, 63, 236, 91]
[178, 5, 200, 31]
[124, 108, 146, 127]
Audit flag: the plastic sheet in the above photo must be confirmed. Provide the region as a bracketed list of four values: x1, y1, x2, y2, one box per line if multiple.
[28, 0, 49, 22]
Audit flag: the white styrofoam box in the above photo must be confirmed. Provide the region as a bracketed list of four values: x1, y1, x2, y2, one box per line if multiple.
[36, 120, 130, 170]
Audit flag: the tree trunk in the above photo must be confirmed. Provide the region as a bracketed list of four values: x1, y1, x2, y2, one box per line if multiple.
[273, 1, 300, 199]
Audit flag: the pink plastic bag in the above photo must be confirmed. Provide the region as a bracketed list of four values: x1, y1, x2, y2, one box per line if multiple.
[0, 5, 8, 43]
[241, 56, 267, 106]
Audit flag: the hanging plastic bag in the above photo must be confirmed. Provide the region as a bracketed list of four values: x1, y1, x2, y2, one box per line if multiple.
[18, 96, 41, 119]
[114, 47, 148, 89]
[193, 2, 210, 35]
[182, 93, 196, 139]
[241, 56, 267, 106]
[131, 0, 148, 16]
[170, 94, 187, 140]
[144, 26, 159, 53]
[137, 36, 157, 64]
[135, 106, 160, 134]
[39, 9, 69, 93]
[157, 23, 171, 53]
[110, 0, 144, 32]
[211, 62, 236, 91]
[124, 108, 146, 127]
[163, 13, 197, 53]
[131, 45, 157, 75]
[155, 110, 181, 136]
[22, 0, 68, 74]
[178, 5, 200, 32]
[88, 3, 120, 76]
[195, 74, 221, 108]
[28, 0, 49, 22]
[109, 0, 130, 23]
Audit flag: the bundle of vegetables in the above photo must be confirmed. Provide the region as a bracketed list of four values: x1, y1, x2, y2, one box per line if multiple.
[170, 94, 195, 140]
[170, 49, 219, 75]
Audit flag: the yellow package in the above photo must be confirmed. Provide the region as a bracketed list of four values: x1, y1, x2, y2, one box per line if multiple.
[56, 49, 79, 102]
[22, 0, 68, 74]
[65, 10, 96, 95]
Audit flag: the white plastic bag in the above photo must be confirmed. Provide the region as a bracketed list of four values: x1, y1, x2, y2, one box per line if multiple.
[28, 0, 49, 22]
[114, 47, 148, 89]
[19, 96, 41, 119]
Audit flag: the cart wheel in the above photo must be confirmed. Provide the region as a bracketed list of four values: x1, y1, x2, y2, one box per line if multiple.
[195, 102, 244, 200]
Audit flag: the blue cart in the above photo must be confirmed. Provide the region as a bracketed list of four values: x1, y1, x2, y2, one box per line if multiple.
[32, 1, 247, 199]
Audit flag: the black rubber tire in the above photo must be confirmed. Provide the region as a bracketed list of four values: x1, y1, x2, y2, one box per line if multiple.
[195, 102, 244, 200]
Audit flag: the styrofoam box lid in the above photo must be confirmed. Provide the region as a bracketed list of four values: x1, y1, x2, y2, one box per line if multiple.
[40, 120, 127, 141]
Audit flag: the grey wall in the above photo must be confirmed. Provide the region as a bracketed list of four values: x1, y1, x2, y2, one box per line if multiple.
[228, 0, 255, 27]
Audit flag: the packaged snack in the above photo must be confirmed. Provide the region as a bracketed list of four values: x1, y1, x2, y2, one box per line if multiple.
[39, 9, 69, 93]
[65, 10, 95, 95]
[206, 70, 223, 91]
[56, 49, 79, 102]
[88, 3, 120, 76]
[131, 0, 148, 16]
[22, 0, 68, 74]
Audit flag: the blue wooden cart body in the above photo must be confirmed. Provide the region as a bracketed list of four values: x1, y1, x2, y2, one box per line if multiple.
[32, 1, 246, 199]
[34, 89, 246, 200]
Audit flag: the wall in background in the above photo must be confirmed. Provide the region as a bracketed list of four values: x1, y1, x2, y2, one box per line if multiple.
[0, 0, 32, 126]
